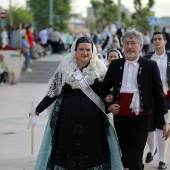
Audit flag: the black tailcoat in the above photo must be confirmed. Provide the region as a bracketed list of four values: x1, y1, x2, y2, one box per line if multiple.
[100, 56, 168, 125]
[145, 52, 170, 88]
[144, 52, 170, 129]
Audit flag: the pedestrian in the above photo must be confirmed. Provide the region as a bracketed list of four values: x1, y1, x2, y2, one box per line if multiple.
[39, 27, 48, 56]
[26, 26, 35, 59]
[145, 31, 170, 169]
[47, 25, 53, 51]
[21, 35, 32, 72]
[142, 31, 150, 55]
[104, 48, 123, 67]
[51, 28, 60, 54]
[0, 54, 8, 85]
[1, 27, 9, 48]
[101, 23, 117, 51]
[33, 36, 124, 170]
[100, 28, 170, 170]
[116, 23, 126, 46]
[162, 28, 170, 51]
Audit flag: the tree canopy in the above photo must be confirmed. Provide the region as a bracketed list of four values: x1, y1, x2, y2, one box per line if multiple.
[132, 0, 156, 32]
[29, 0, 71, 31]
[5, 7, 33, 27]
[90, 0, 118, 31]
[90, 0, 156, 33]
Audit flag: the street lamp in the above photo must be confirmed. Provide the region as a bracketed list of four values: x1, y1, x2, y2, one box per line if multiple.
[49, 0, 53, 25]
[9, 0, 13, 26]
[118, 0, 121, 28]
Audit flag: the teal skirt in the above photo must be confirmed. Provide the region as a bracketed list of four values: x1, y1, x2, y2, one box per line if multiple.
[34, 94, 124, 170]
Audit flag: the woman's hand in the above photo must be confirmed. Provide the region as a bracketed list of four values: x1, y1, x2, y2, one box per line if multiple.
[105, 94, 114, 102]
[108, 104, 121, 115]
[29, 112, 39, 117]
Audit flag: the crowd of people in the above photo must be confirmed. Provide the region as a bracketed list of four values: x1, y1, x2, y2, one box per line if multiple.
[1, 22, 170, 74]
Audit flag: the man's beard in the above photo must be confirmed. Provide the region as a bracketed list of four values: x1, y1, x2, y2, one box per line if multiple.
[124, 52, 136, 58]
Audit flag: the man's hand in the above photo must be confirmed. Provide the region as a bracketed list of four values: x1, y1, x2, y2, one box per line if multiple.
[108, 104, 121, 115]
[105, 94, 114, 103]
[162, 124, 170, 140]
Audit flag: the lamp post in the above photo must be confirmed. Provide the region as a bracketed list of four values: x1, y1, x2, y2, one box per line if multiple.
[118, 0, 121, 28]
[9, 0, 13, 26]
[49, 0, 53, 25]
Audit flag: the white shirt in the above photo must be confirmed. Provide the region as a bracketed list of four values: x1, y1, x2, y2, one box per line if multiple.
[39, 29, 48, 44]
[120, 58, 139, 93]
[121, 28, 125, 35]
[151, 51, 169, 94]
[151, 51, 167, 81]
[47, 28, 54, 40]
[1, 31, 8, 47]
[120, 57, 141, 115]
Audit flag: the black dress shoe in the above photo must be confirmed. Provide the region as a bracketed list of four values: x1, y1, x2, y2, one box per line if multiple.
[145, 152, 153, 163]
[158, 161, 167, 169]
[145, 148, 157, 163]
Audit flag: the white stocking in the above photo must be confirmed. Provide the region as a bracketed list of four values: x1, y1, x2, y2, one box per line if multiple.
[146, 131, 156, 155]
[156, 128, 169, 163]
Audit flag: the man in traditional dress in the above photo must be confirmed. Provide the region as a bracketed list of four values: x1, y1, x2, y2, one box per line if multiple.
[145, 31, 170, 169]
[100, 28, 170, 170]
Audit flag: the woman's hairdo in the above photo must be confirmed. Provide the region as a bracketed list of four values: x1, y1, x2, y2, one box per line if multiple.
[107, 48, 120, 59]
[75, 36, 93, 52]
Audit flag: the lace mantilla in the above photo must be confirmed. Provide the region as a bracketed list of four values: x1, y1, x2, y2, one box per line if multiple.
[46, 37, 107, 98]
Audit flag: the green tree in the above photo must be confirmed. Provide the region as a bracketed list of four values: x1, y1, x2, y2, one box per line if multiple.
[5, 7, 33, 27]
[121, 12, 131, 28]
[29, 0, 71, 31]
[90, 0, 118, 31]
[132, 0, 156, 33]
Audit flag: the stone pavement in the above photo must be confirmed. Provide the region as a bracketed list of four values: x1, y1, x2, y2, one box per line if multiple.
[18, 53, 63, 83]
[0, 54, 170, 170]
[0, 83, 48, 170]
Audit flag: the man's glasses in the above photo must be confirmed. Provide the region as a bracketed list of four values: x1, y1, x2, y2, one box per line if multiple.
[123, 42, 138, 47]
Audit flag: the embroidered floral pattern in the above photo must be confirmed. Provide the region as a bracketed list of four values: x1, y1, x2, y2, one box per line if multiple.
[46, 57, 106, 98]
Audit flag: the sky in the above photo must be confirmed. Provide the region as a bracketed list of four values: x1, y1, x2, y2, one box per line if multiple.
[0, 0, 170, 18]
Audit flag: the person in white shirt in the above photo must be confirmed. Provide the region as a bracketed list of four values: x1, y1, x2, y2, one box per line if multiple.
[39, 27, 48, 55]
[142, 32, 151, 55]
[145, 31, 170, 169]
[101, 23, 117, 52]
[1, 27, 9, 48]
[47, 25, 54, 51]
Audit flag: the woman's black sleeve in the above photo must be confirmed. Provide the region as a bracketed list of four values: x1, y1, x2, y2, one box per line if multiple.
[35, 96, 58, 114]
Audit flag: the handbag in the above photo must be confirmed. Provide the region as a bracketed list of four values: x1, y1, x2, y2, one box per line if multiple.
[22, 46, 29, 54]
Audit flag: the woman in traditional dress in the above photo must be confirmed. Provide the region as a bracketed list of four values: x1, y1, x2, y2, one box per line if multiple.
[104, 48, 122, 68]
[33, 36, 123, 170]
